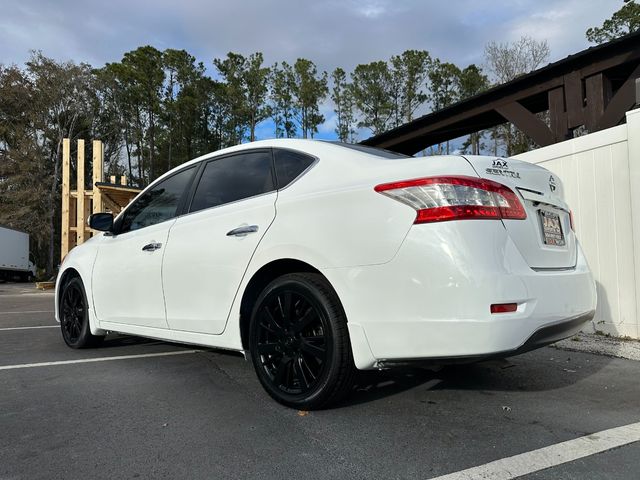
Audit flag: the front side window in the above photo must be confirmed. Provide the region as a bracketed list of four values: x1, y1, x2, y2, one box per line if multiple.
[118, 166, 196, 233]
[189, 151, 274, 213]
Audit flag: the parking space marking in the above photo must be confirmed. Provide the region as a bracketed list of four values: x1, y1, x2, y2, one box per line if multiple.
[429, 421, 640, 480]
[0, 293, 54, 298]
[0, 350, 201, 371]
[0, 310, 54, 315]
[0, 325, 58, 331]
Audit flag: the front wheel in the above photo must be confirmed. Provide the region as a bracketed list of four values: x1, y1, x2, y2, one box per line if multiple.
[249, 273, 355, 410]
[59, 276, 104, 348]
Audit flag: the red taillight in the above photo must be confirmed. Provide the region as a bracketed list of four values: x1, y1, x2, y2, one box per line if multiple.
[490, 303, 518, 314]
[375, 176, 527, 224]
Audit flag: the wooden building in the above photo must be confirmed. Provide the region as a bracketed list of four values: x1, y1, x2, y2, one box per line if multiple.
[362, 31, 640, 155]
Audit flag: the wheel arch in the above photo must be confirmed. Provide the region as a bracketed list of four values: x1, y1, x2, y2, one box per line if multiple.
[56, 267, 82, 312]
[238, 258, 333, 351]
[55, 262, 105, 336]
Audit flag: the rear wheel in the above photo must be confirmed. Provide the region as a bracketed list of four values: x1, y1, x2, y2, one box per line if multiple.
[249, 273, 355, 409]
[60, 276, 104, 348]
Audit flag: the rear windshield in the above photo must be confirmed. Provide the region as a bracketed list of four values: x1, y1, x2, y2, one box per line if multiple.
[331, 142, 411, 159]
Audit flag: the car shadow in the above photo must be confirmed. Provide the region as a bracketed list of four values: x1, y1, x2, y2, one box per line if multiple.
[99, 334, 167, 348]
[96, 335, 610, 409]
[342, 366, 445, 407]
[337, 348, 609, 408]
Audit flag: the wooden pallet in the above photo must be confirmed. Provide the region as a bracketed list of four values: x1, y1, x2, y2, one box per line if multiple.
[61, 139, 142, 260]
[35, 281, 56, 290]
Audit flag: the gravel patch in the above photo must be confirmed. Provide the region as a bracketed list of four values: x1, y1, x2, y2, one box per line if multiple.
[553, 333, 640, 361]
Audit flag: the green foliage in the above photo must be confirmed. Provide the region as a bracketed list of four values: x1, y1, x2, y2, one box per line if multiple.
[456, 64, 489, 100]
[0, 53, 98, 273]
[0, 38, 554, 273]
[457, 65, 489, 155]
[586, 0, 640, 43]
[270, 62, 297, 138]
[291, 59, 328, 139]
[160, 49, 222, 172]
[244, 53, 272, 141]
[214, 52, 247, 143]
[351, 61, 394, 135]
[390, 50, 432, 125]
[214, 52, 270, 143]
[120, 46, 164, 181]
[351, 50, 432, 135]
[331, 68, 356, 142]
[269, 59, 328, 139]
[428, 60, 461, 111]
[426, 60, 462, 154]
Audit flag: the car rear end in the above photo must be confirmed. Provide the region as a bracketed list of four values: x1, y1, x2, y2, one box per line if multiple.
[324, 153, 596, 369]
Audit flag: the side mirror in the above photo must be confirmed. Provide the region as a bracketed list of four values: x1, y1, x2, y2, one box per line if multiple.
[89, 213, 114, 232]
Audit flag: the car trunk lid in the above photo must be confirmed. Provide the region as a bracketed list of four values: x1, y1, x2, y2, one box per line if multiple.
[462, 156, 577, 269]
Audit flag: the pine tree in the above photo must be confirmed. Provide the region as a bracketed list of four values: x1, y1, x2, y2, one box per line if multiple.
[586, 0, 640, 43]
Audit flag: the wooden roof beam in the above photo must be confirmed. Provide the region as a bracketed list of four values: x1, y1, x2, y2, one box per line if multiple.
[597, 63, 640, 130]
[374, 77, 561, 151]
[495, 102, 555, 147]
[363, 32, 640, 154]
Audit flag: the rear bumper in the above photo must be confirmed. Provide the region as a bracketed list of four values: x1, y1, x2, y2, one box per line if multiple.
[322, 221, 597, 369]
[508, 310, 593, 355]
[374, 310, 594, 367]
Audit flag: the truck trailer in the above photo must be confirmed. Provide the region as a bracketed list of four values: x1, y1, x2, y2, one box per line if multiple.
[0, 226, 36, 282]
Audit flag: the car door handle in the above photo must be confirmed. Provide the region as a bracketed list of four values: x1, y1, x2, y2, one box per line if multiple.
[142, 242, 162, 252]
[226, 225, 259, 237]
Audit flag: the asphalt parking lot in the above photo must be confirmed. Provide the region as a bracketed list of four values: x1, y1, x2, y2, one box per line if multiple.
[1, 283, 639, 480]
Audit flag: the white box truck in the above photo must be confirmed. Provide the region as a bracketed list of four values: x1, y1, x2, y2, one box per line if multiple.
[0, 225, 36, 282]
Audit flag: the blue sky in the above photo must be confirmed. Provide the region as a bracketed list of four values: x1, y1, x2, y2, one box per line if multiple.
[0, 0, 622, 142]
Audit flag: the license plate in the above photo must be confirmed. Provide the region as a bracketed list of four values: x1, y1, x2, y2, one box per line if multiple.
[538, 210, 565, 246]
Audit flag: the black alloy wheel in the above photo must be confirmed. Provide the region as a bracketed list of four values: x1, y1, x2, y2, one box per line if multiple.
[257, 289, 328, 394]
[60, 276, 104, 348]
[249, 273, 355, 409]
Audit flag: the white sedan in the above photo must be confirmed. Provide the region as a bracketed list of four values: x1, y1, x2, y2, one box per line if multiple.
[56, 139, 596, 409]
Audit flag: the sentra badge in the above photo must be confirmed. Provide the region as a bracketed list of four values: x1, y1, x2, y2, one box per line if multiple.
[485, 158, 521, 179]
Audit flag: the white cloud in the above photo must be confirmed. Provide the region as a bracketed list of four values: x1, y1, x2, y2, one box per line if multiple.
[506, 0, 619, 60]
[0, 0, 622, 71]
[352, 0, 388, 19]
[0, 0, 623, 143]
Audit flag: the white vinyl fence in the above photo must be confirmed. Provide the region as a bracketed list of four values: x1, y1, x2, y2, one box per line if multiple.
[514, 108, 640, 338]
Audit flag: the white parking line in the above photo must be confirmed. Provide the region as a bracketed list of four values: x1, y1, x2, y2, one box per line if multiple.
[0, 350, 201, 371]
[0, 310, 54, 315]
[429, 421, 640, 480]
[0, 293, 54, 298]
[0, 325, 58, 331]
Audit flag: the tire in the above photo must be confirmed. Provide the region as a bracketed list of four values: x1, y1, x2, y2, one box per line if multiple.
[249, 273, 355, 409]
[59, 276, 104, 349]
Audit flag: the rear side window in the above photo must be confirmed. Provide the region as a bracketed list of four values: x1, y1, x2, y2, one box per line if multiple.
[274, 149, 315, 189]
[118, 166, 196, 233]
[190, 151, 274, 212]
